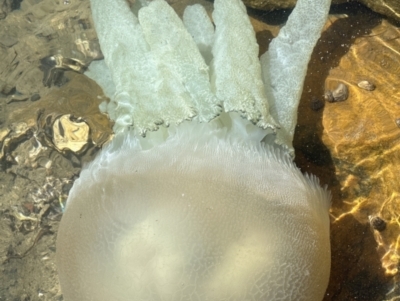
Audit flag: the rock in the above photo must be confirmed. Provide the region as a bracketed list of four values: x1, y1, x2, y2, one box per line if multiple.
[357, 80, 376, 91]
[243, 0, 400, 23]
[292, 11, 400, 300]
[322, 16, 400, 278]
[6, 72, 113, 150]
[325, 83, 349, 102]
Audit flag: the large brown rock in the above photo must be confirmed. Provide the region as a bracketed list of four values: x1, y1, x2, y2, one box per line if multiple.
[291, 11, 400, 300]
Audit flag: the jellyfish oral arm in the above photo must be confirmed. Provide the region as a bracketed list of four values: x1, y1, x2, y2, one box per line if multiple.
[88, 0, 330, 151]
[261, 0, 331, 149]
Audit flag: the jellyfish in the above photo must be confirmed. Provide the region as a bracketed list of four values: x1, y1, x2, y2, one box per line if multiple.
[56, 0, 332, 300]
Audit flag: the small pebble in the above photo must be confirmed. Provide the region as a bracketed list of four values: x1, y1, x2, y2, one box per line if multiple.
[357, 80, 376, 91]
[324, 90, 334, 102]
[30, 93, 41, 102]
[396, 118, 400, 128]
[310, 97, 324, 111]
[331, 83, 349, 102]
[369, 216, 386, 232]
[324, 83, 349, 102]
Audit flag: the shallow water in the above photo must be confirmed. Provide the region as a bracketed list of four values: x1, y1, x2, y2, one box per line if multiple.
[0, 0, 399, 300]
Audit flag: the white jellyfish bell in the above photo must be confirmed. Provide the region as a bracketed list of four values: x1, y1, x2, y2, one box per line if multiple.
[56, 0, 332, 300]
